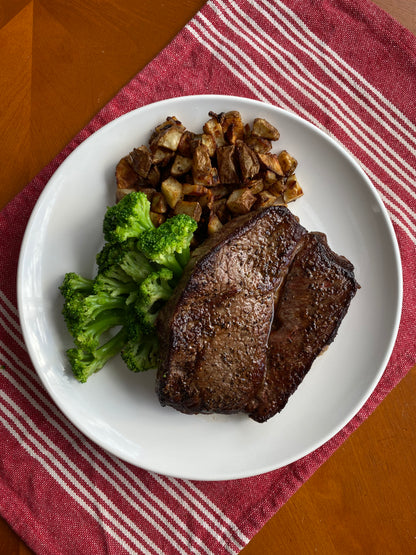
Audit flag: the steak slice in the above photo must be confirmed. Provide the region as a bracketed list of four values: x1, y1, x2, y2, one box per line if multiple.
[156, 205, 359, 421]
[248, 232, 359, 422]
[156, 205, 307, 414]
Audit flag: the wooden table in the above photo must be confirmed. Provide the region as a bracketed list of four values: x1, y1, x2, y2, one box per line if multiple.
[1, 1, 415, 553]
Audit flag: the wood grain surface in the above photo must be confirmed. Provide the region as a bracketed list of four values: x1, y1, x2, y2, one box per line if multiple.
[1, 1, 415, 553]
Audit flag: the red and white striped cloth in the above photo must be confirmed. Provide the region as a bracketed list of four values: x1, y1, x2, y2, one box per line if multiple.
[1, 0, 416, 553]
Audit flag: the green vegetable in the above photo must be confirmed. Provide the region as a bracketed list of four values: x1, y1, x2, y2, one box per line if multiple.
[61, 192, 197, 383]
[134, 268, 174, 333]
[67, 327, 129, 383]
[103, 191, 154, 244]
[137, 213, 197, 278]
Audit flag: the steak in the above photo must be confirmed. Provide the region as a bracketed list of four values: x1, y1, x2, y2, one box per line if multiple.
[156, 205, 359, 422]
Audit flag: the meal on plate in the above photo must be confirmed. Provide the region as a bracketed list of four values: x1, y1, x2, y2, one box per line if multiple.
[59, 111, 359, 423]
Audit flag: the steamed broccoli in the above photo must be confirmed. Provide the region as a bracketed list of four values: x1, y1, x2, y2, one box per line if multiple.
[103, 191, 154, 244]
[96, 238, 155, 284]
[61, 192, 198, 383]
[121, 334, 160, 373]
[67, 327, 129, 383]
[134, 268, 174, 333]
[93, 266, 138, 301]
[59, 272, 95, 299]
[137, 213, 197, 277]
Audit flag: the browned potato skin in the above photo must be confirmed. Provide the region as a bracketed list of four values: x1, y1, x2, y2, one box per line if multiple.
[114, 113, 303, 245]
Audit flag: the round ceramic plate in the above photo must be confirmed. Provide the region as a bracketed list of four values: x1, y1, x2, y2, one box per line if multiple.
[18, 95, 402, 480]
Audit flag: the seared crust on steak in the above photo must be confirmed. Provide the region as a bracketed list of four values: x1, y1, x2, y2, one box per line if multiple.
[156, 205, 359, 421]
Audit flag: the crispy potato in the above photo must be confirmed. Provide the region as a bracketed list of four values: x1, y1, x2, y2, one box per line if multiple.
[151, 192, 168, 214]
[182, 184, 209, 196]
[150, 117, 185, 151]
[152, 148, 175, 166]
[207, 212, 223, 235]
[222, 111, 245, 144]
[235, 140, 260, 181]
[116, 157, 140, 189]
[115, 110, 303, 242]
[129, 146, 152, 178]
[258, 152, 284, 176]
[149, 212, 167, 227]
[252, 118, 280, 140]
[226, 188, 257, 215]
[216, 145, 239, 184]
[203, 117, 226, 148]
[161, 177, 183, 208]
[171, 154, 193, 176]
[278, 150, 298, 176]
[192, 144, 213, 186]
[283, 174, 303, 203]
[247, 178, 264, 195]
[173, 200, 202, 222]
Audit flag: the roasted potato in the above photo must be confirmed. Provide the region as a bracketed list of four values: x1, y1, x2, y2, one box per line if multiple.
[115, 111, 304, 245]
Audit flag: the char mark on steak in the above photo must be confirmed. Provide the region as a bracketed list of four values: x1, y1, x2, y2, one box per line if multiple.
[156, 205, 359, 422]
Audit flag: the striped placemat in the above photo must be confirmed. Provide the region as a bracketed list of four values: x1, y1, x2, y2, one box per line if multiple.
[1, 0, 415, 553]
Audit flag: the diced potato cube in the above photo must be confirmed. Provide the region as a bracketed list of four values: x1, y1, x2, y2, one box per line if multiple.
[129, 146, 152, 178]
[207, 212, 223, 235]
[152, 148, 174, 166]
[217, 145, 239, 184]
[244, 134, 273, 154]
[149, 211, 166, 227]
[283, 174, 303, 203]
[199, 190, 214, 209]
[177, 130, 195, 158]
[226, 188, 257, 214]
[212, 198, 229, 223]
[255, 190, 282, 209]
[151, 192, 168, 214]
[182, 184, 209, 196]
[252, 118, 280, 140]
[278, 150, 298, 176]
[115, 157, 139, 189]
[171, 154, 193, 176]
[151, 118, 185, 151]
[192, 144, 213, 186]
[247, 178, 264, 195]
[146, 165, 160, 187]
[203, 117, 226, 148]
[161, 177, 183, 208]
[258, 152, 284, 176]
[210, 184, 229, 200]
[222, 111, 245, 144]
[173, 200, 202, 222]
[198, 133, 217, 157]
[236, 141, 260, 181]
[268, 178, 287, 196]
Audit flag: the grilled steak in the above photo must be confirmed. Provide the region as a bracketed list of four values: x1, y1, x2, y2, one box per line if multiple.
[156, 205, 359, 422]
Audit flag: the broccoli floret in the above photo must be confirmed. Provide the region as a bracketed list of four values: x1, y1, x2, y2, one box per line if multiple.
[134, 268, 174, 333]
[137, 213, 197, 277]
[96, 238, 155, 283]
[71, 309, 127, 351]
[93, 267, 137, 298]
[67, 327, 128, 383]
[103, 191, 154, 244]
[64, 291, 127, 324]
[121, 334, 160, 373]
[59, 272, 95, 299]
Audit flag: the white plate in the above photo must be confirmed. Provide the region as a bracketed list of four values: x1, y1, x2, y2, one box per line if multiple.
[18, 95, 402, 480]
